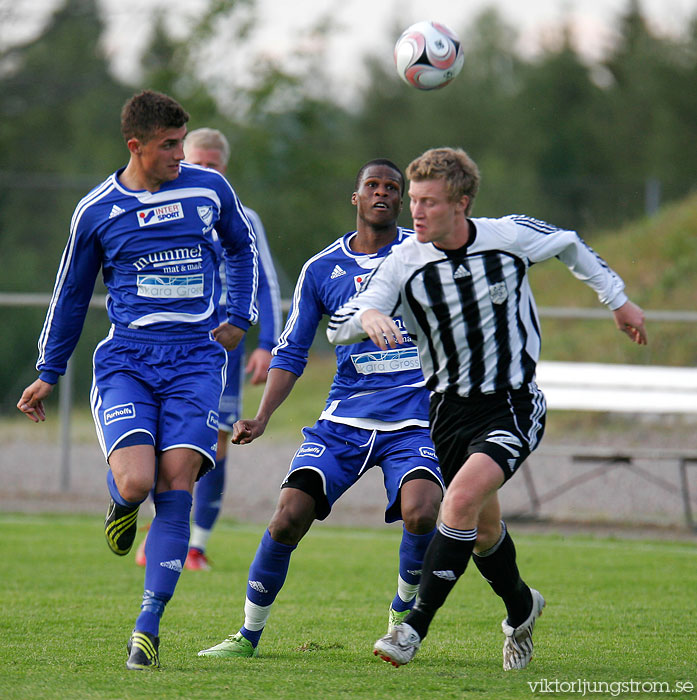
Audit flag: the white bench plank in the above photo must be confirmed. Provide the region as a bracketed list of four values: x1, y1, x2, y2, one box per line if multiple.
[535, 361, 697, 413]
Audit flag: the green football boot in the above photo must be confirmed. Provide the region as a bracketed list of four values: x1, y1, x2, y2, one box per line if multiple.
[198, 632, 259, 658]
[387, 606, 410, 633]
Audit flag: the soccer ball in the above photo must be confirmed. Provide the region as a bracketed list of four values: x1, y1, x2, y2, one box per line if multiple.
[394, 21, 464, 90]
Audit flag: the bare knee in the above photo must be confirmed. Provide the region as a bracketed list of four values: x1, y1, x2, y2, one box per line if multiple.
[115, 471, 152, 503]
[475, 521, 503, 552]
[268, 489, 316, 545]
[400, 479, 442, 534]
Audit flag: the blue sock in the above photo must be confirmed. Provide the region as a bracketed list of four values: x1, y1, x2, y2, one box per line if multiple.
[106, 468, 144, 508]
[193, 456, 226, 532]
[240, 529, 296, 646]
[391, 525, 437, 612]
[135, 490, 192, 637]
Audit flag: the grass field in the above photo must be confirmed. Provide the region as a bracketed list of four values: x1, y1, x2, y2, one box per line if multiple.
[1, 514, 695, 699]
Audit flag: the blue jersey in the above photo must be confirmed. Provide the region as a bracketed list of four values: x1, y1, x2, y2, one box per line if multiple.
[272, 228, 429, 430]
[214, 206, 283, 352]
[37, 163, 259, 383]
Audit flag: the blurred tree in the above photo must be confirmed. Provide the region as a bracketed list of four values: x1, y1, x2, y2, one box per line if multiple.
[510, 26, 611, 230]
[0, 0, 131, 410]
[602, 0, 697, 219]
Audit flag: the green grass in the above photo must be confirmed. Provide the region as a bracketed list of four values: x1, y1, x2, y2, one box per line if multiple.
[0, 514, 695, 699]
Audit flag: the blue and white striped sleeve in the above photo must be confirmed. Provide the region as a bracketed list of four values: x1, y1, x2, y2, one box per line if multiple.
[245, 208, 282, 350]
[36, 200, 103, 383]
[216, 181, 259, 330]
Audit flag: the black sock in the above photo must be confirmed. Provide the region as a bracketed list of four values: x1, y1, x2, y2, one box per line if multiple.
[405, 524, 476, 640]
[472, 522, 532, 627]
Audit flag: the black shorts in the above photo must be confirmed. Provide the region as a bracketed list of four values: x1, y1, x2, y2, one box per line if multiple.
[429, 383, 547, 486]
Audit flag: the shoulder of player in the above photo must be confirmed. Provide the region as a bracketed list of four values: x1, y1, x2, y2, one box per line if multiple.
[71, 174, 122, 229]
[300, 235, 349, 271]
[178, 162, 233, 191]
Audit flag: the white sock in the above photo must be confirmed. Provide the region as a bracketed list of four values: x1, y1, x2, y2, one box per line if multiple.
[397, 574, 419, 605]
[189, 524, 212, 552]
[244, 597, 273, 631]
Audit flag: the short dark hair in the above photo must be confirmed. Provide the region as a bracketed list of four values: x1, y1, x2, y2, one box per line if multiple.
[355, 158, 405, 195]
[120, 90, 190, 143]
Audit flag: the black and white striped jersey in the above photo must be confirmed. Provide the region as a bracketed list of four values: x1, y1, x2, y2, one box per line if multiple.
[327, 215, 628, 398]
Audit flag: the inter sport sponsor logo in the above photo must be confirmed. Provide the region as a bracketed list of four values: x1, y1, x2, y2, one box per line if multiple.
[103, 403, 135, 425]
[136, 274, 204, 298]
[295, 442, 326, 459]
[351, 347, 421, 375]
[137, 202, 184, 227]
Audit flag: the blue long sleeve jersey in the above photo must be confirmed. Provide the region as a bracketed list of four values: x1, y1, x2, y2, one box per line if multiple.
[214, 207, 283, 351]
[37, 163, 259, 383]
[271, 228, 429, 431]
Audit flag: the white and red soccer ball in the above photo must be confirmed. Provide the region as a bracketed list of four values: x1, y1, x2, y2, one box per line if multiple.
[394, 21, 464, 90]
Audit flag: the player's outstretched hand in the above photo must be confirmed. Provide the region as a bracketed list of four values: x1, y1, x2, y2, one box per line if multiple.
[245, 348, 272, 385]
[231, 418, 266, 445]
[213, 322, 246, 351]
[17, 378, 54, 422]
[613, 300, 648, 345]
[360, 309, 405, 350]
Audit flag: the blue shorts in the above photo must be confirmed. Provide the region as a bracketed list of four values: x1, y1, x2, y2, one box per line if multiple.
[283, 420, 444, 522]
[217, 342, 245, 432]
[90, 326, 228, 476]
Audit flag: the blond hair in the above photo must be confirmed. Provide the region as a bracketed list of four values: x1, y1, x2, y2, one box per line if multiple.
[407, 147, 480, 215]
[184, 128, 230, 166]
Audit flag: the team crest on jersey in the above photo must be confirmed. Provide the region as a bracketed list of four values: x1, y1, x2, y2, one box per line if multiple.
[197, 205, 215, 231]
[488, 282, 508, 305]
[354, 273, 370, 292]
[137, 202, 184, 227]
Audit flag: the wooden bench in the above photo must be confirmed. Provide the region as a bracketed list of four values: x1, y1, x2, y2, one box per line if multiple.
[517, 362, 697, 530]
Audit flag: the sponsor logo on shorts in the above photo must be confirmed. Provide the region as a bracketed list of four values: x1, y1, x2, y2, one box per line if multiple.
[351, 347, 421, 375]
[419, 446, 438, 461]
[295, 442, 325, 459]
[485, 430, 522, 457]
[207, 410, 219, 431]
[136, 273, 204, 298]
[103, 403, 135, 425]
[137, 202, 184, 227]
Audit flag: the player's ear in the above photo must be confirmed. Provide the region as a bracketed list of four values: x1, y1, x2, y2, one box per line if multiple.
[127, 137, 142, 156]
[351, 192, 358, 205]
